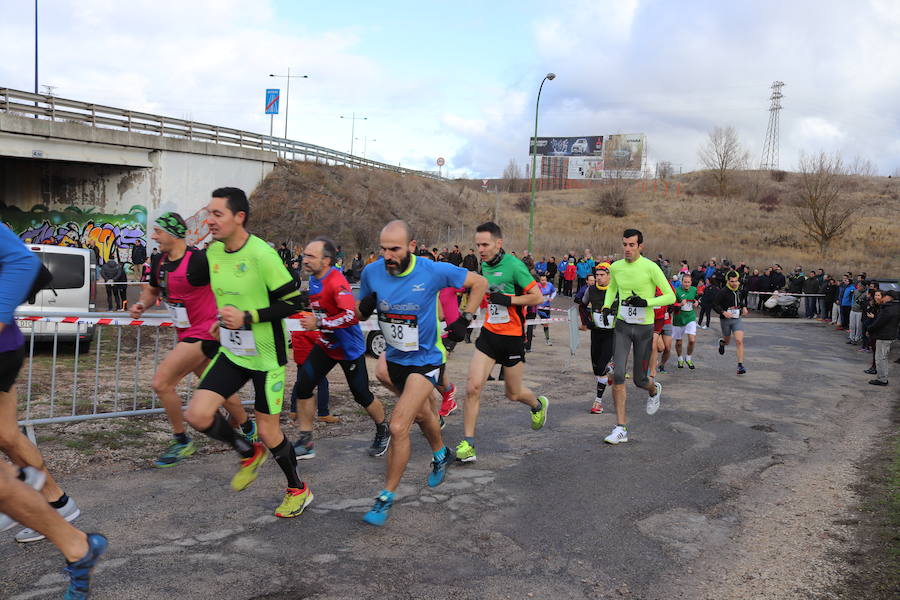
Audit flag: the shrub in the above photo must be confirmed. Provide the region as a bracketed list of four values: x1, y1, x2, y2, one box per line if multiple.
[514, 195, 530, 212]
[758, 193, 780, 212]
[595, 186, 629, 217]
[770, 170, 788, 182]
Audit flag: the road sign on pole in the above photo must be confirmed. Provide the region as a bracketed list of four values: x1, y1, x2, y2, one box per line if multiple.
[265, 89, 280, 115]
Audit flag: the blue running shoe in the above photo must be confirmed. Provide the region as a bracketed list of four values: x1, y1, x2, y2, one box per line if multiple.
[64, 533, 108, 600]
[240, 421, 258, 444]
[427, 447, 452, 487]
[362, 490, 395, 527]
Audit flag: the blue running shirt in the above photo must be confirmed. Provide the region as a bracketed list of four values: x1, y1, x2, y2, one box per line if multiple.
[360, 255, 468, 367]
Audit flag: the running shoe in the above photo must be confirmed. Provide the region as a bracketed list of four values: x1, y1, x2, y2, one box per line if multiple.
[454, 440, 477, 463]
[736, 364, 747, 375]
[646, 382, 662, 415]
[240, 421, 259, 443]
[604, 425, 628, 444]
[868, 379, 888, 386]
[864, 368, 877, 375]
[153, 439, 196, 468]
[546, 339, 553, 346]
[531, 396, 549, 430]
[657, 364, 667, 373]
[230, 443, 267, 491]
[317, 415, 341, 424]
[64, 533, 108, 600]
[677, 360, 684, 369]
[427, 447, 453, 487]
[293, 439, 316, 460]
[362, 490, 395, 527]
[438, 383, 458, 417]
[275, 485, 314, 518]
[16, 497, 81, 543]
[718, 338, 726, 355]
[590, 400, 604, 414]
[686, 360, 695, 370]
[0, 467, 46, 532]
[369, 426, 391, 457]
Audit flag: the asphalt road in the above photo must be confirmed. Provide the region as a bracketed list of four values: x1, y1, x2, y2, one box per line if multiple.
[2, 315, 896, 599]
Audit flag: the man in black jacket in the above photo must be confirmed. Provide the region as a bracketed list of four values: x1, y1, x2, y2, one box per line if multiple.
[801, 270, 820, 318]
[462, 248, 479, 272]
[867, 291, 899, 386]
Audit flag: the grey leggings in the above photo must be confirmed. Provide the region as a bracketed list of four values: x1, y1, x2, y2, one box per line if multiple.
[612, 320, 654, 388]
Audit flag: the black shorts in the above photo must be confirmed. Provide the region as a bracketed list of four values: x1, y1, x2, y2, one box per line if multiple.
[182, 337, 220, 360]
[475, 328, 526, 367]
[387, 362, 444, 392]
[197, 352, 285, 415]
[293, 345, 374, 408]
[0, 346, 26, 393]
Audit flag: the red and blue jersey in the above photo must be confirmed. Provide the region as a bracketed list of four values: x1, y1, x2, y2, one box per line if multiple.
[309, 267, 365, 361]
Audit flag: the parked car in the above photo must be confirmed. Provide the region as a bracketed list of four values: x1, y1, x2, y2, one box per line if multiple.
[17, 245, 95, 347]
[873, 278, 900, 293]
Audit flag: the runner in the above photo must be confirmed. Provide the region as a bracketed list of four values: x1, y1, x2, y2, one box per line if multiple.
[600, 229, 674, 445]
[672, 272, 699, 369]
[580, 262, 615, 414]
[183, 187, 313, 518]
[358, 220, 487, 525]
[651, 284, 675, 375]
[455, 221, 549, 464]
[0, 223, 107, 596]
[714, 270, 749, 375]
[292, 237, 390, 459]
[130, 212, 257, 468]
[533, 274, 556, 347]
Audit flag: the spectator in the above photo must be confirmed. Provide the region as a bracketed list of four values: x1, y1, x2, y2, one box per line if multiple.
[534, 257, 547, 277]
[866, 290, 899, 386]
[522, 252, 535, 272]
[563, 258, 577, 297]
[848, 281, 867, 343]
[822, 277, 839, 324]
[448, 245, 463, 266]
[840, 279, 856, 330]
[277, 243, 291, 264]
[546, 256, 558, 282]
[575, 257, 592, 291]
[131, 240, 147, 270]
[462, 248, 479, 272]
[770, 265, 786, 291]
[100, 259, 124, 311]
[802, 270, 820, 318]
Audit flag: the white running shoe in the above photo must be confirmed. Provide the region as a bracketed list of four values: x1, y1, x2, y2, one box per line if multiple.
[646, 382, 662, 415]
[604, 426, 628, 444]
[15, 497, 81, 543]
[0, 467, 47, 532]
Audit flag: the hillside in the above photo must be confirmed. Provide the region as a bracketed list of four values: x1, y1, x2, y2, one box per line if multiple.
[251, 162, 900, 277]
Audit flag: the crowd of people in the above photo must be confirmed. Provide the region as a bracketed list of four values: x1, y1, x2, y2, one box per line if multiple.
[2, 186, 897, 597]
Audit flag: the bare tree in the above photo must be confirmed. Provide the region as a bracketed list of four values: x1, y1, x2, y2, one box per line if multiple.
[502, 158, 523, 192]
[656, 161, 674, 179]
[847, 154, 876, 177]
[697, 126, 750, 198]
[795, 152, 861, 256]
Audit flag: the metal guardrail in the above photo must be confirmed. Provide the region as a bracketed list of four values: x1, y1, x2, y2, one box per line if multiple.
[0, 86, 444, 180]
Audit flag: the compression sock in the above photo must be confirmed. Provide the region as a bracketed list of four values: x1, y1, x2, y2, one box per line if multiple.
[270, 437, 303, 489]
[201, 412, 254, 458]
[464, 436, 475, 446]
[174, 432, 190, 445]
[433, 447, 448, 461]
[49, 494, 69, 509]
[596, 375, 608, 385]
[297, 431, 313, 446]
[376, 421, 389, 435]
[240, 419, 254, 435]
[596, 381, 607, 399]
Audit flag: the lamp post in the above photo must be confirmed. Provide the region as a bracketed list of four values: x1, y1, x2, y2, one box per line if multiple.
[340, 113, 368, 156]
[268, 68, 309, 139]
[527, 72, 555, 254]
[355, 136, 376, 159]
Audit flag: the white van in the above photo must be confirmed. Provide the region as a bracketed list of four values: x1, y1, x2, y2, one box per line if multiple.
[16, 245, 96, 346]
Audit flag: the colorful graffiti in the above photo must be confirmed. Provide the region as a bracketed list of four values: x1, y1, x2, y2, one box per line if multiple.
[1, 204, 147, 264]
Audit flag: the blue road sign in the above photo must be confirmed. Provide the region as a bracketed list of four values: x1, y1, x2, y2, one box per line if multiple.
[265, 89, 280, 115]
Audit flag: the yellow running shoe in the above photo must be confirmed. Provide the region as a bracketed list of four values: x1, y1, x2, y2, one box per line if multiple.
[230, 443, 267, 491]
[275, 485, 314, 518]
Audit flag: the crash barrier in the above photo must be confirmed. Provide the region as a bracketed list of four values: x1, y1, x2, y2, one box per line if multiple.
[13, 309, 574, 433]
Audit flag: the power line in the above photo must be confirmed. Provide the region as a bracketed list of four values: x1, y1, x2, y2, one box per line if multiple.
[760, 80, 784, 170]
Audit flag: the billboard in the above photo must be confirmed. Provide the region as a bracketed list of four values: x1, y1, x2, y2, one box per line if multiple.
[530, 136, 603, 156]
[567, 157, 605, 180]
[603, 134, 645, 175]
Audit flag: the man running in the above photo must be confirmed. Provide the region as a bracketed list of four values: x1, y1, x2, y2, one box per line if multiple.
[534, 274, 556, 347]
[358, 220, 486, 525]
[0, 224, 107, 596]
[672, 272, 699, 369]
[184, 187, 312, 519]
[131, 212, 256, 467]
[455, 221, 549, 464]
[580, 262, 615, 414]
[600, 229, 674, 445]
[714, 270, 749, 375]
[292, 237, 390, 459]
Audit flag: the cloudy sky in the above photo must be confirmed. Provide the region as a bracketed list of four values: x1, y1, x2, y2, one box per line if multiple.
[2, 0, 899, 177]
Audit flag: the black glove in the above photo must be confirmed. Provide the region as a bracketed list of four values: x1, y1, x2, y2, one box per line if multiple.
[601, 307, 613, 327]
[444, 337, 458, 353]
[358, 292, 377, 320]
[297, 291, 310, 311]
[446, 315, 469, 342]
[488, 291, 512, 307]
[623, 295, 648, 307]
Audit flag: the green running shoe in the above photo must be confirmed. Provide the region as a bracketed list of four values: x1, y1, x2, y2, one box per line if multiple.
[531, 396, 549, 430]
[154, 440, 196, 468]
[686, 360, 695, 370]
[454, 440, 477, 463]
[240, 421, 258, 444]
[677, 360, 684, 369]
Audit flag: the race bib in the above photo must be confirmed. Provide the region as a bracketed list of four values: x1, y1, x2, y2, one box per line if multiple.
[618, 304, 646, 324]
[378, 313, 419, 352]
[168, 301, 191, 329]
[487, 303, 510, 324]
[592, 310, 614, 329]
[681, 301, 694, 311]
[220, 327, 257, 356]
[728, 308, 741, 319]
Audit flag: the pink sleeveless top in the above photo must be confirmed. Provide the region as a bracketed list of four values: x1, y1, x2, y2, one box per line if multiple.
[161, 249, 217, 342]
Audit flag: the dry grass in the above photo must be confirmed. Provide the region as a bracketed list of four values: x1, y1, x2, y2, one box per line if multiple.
[252, 162, 900, 277]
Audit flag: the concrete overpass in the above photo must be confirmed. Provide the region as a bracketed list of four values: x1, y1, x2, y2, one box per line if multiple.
[0, 87, 440, 260]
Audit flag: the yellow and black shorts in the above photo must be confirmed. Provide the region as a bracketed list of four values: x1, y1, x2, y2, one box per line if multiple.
[197, 352, 285, 415]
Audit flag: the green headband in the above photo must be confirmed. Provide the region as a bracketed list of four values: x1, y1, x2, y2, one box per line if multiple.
[155, 212, 187, 238]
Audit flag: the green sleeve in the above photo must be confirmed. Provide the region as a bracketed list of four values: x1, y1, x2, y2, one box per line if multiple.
[647, 264, 676, 307]
[514, 260, 537, 293]
[603, 268, 619, 309]
[251, 245, 301, 323]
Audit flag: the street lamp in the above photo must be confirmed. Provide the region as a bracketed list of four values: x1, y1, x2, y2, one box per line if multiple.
[355, 136, 377, 159]
[268, 68, 309, 139]
[527, 72, 555, 254]
[340, 113, 368, 156]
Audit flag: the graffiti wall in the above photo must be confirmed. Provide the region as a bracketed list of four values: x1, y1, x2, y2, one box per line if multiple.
[1, 204, 147, 264]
